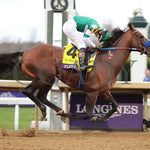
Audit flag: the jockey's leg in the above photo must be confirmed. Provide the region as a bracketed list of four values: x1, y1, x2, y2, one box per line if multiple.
[79, 48, 87, 71]
[79, 48, 94, 71]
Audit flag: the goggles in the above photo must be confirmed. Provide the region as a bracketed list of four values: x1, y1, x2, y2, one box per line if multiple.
[91, 27, 98, 33]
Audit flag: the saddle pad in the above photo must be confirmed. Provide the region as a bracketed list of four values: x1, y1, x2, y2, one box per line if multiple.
[62, 44, 96, 72]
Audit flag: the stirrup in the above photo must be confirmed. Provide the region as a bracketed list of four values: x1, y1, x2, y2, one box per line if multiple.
[80, 65, 94, 71]
[84, 65, 94, 69]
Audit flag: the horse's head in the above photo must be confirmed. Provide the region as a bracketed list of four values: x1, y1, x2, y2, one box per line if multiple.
[128, 23, 150, 56]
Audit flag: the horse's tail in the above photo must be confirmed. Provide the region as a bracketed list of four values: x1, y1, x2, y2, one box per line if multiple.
[0, 52, 23, 75]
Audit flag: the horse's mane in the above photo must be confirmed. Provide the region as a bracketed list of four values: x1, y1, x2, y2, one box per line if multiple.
[100, 28, 125, 54]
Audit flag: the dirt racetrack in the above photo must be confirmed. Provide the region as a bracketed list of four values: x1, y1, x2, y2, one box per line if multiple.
[0, 129, 150, 150]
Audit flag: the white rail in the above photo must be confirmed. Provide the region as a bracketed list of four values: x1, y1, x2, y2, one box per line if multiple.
[0, 97, 34, 130]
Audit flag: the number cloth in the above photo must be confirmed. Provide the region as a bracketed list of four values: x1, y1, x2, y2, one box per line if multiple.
[62, 44, 96, 72]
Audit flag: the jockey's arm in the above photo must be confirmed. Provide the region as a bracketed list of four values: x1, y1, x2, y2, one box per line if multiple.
[83, 29, 96, 48]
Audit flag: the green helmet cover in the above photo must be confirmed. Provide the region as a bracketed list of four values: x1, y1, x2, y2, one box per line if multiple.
[102, 32, 110, 41]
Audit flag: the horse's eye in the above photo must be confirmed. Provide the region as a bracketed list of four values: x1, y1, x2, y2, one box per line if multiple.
[140, 35, 144, 39]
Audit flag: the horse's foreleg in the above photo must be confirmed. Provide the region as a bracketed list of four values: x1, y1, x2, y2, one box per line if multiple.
[57, 92, 98, 120]
[85, 92, 98, 118]
[91, 91, 118, 122]
[56, 110, 91, 120]
[22, 81, 47, 120]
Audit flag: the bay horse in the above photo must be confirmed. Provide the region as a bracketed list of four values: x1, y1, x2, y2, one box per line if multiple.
[0, 23, 150, 122]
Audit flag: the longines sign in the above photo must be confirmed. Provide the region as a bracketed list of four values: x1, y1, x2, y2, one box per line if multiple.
[70, 93, 143, 130]
[76, 104, 139, 117]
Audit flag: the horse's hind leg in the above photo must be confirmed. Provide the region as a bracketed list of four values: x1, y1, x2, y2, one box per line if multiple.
[36, 79, 65, 122]
[36, 78, 63, 113]
[22, 80, 47, 120]
[35, 77, 69, 122]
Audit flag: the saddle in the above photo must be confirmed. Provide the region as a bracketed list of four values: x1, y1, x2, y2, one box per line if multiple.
[62, 44, 97, 90]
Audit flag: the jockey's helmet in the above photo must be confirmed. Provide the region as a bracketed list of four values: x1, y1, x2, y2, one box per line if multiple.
[95, 28, 110, 41]
[101, 31, 110, 41]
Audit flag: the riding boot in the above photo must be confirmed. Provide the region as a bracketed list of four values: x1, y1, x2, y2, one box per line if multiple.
[79, 57, 87, 71]
[79, 48, 86, 71]
[79, 48, 94, 71]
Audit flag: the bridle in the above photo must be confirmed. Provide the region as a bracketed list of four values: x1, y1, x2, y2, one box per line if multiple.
[100, 29, 150, 54]
[131, 30, 146, 54]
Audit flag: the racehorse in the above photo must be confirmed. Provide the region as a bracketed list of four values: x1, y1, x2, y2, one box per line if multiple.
[0, 23, 150, 122]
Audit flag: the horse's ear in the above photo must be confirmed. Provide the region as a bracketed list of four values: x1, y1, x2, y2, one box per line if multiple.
[128, 23, 135, 31]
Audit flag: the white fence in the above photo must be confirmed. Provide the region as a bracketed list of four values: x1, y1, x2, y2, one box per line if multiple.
[2, 80, 150, 131]
[0, 97, 34, 130]
[0, 80, 65, 130]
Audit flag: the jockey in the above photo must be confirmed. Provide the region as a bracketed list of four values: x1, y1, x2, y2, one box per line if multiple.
[63, 15, 110, 71]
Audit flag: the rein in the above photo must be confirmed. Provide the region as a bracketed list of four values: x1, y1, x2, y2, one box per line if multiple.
[100, 47, 141, 51]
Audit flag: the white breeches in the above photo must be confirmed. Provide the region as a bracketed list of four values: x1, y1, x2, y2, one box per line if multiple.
[63, 19, 95, 49]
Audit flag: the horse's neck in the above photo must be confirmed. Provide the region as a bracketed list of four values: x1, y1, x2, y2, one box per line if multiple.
[109, 31, 132, 65]
[97, 31, 132, 84]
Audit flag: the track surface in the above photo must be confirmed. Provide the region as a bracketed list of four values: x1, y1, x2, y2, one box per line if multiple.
[0, 130, 150, 150]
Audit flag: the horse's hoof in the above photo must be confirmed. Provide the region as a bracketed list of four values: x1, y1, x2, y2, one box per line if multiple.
[61, 116, 66, 123]
[103, 118, 108, 121]
[40, 115, 46, 121]
[90, 116, 108, 122]
[90, 116, 98, 122]
[99, 117, 108, 122]
[56, 110, 64, 115]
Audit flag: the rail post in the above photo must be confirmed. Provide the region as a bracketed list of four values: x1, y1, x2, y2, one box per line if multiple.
[14, 104, 19, 130]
